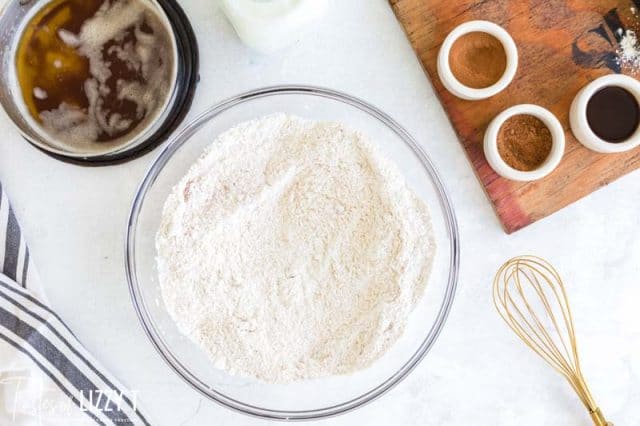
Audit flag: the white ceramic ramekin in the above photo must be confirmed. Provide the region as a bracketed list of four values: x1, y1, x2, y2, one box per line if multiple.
[570, 74, 640, 153]
[484, 104, 565, 181]
[437, 20, 518, 100]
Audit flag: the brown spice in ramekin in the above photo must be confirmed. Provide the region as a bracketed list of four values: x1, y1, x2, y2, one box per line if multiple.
[449, 32, 507, 89]
[497, 115, 552, 171]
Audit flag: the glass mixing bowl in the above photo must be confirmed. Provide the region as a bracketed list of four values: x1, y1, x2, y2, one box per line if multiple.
[126, 85, 459, 420]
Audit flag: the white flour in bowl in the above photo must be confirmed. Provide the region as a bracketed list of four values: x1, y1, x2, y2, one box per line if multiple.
[156, 114, 436, 383]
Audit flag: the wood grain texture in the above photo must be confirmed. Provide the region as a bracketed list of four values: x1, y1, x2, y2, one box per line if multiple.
[390, 0, 640, 233]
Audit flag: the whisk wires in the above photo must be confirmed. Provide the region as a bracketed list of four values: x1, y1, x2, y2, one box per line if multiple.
[493, 256, 610, 426]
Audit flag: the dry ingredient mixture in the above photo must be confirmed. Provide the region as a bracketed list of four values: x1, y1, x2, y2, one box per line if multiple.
[156, 114, 436, 383]
[449, 31, 507, 89]
[497, 114, 552, 172]
[15, 0, 175, 152]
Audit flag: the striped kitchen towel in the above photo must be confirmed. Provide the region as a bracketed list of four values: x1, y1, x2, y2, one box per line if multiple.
[0, 181, 151, 425]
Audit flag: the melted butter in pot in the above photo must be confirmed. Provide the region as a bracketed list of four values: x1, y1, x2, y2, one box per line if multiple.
[15, 0, 176, 151]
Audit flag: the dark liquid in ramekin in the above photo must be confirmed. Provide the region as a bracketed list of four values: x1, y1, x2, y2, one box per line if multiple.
[586, 86, 639, 143]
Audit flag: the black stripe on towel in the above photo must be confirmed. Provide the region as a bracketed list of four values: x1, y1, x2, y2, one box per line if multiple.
[21, 249, 29, 288]
[3, 206, 20, 281]
[0, 332, 105, 425]
[0, 182, 29, 288]
[0, 305, 135, 425]
[0, 283, 150, 425]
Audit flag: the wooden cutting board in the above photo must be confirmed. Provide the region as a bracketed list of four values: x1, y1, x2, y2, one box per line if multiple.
[390, 0, 640, 233]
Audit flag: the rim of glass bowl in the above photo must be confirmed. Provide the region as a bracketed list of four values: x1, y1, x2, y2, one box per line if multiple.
[125, 85, 460, 421]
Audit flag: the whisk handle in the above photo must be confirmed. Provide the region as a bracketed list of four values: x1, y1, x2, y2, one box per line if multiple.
[590, 407, 612, 426]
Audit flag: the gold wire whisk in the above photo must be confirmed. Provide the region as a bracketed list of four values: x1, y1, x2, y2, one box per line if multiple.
[492, 255, 611, 426]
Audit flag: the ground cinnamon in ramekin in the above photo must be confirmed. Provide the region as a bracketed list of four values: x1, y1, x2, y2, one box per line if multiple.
[449, 32, 507, 89]
[497, 115, 552, 171]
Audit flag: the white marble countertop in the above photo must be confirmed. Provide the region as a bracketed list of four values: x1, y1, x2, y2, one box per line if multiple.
[0, 0, 638, 424]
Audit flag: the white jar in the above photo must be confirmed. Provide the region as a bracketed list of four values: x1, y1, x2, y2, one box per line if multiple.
[221, 0, 328, 54]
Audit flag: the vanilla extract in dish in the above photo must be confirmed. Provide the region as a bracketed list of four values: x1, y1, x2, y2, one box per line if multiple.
[15, 0, 176, 152]
[586, 86, 640, 143]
